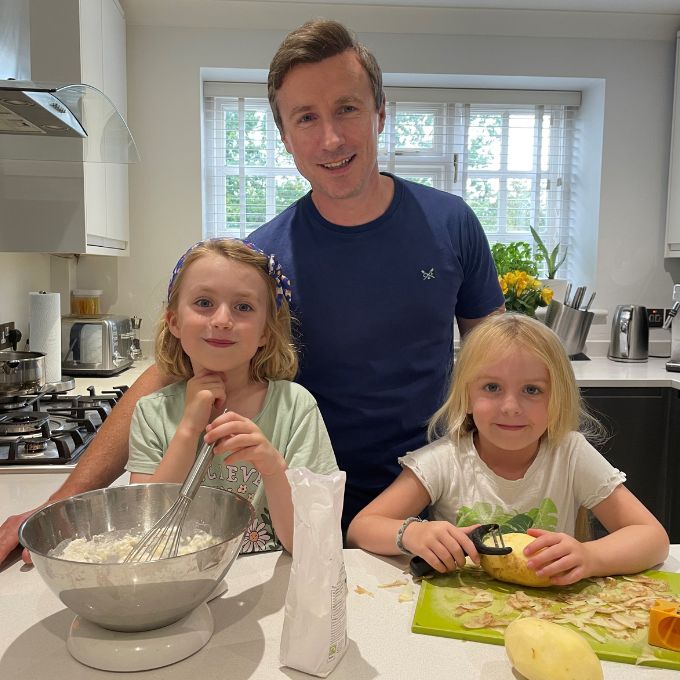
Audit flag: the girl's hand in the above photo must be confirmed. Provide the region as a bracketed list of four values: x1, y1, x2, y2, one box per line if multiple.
[204, 411, 285, 477]
[181, 372, 227, 435]
[402, 521, 481, 573]
[524, 527, 594, 586]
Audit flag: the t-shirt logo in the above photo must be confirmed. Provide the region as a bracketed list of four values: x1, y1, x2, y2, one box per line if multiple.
[421, 268, 436, 280]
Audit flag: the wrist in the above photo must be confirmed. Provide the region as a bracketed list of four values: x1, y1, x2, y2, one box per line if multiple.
[175, 421, 203, 441]
[580, 540, 600, 578]
[396, 516, 427, 555]
[259, 450, 287, 478]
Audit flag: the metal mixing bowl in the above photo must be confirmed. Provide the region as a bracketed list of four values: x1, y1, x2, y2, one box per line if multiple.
[19, 483, 255, 632]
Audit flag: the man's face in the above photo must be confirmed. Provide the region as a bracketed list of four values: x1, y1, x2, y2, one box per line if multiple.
[275, 50, 385, 213]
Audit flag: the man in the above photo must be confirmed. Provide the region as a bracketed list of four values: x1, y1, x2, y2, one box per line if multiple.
[0, 19, 503, 563]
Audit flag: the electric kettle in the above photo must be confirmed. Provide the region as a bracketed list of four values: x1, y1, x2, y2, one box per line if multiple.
[607, 305, 649, 362]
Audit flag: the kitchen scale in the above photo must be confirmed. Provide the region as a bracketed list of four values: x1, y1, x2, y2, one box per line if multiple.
[66, 578, 228, 672]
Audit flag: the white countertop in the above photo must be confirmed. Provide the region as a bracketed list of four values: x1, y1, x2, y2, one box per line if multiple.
[570, 356, 680, 389]
[76, 355, 680, 394]
[1, 545, 679, 679]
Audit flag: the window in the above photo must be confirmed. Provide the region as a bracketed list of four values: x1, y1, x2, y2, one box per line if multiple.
[203, 83, 579, 278]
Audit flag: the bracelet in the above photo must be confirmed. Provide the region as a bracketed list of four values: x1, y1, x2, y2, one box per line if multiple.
[395, 516, 427, 555]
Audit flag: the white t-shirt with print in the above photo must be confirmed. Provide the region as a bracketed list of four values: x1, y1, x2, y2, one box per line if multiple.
[398, 431, 626, 535]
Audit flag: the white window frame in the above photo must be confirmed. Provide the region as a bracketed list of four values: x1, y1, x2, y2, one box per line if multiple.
[203, 82, 579, 276]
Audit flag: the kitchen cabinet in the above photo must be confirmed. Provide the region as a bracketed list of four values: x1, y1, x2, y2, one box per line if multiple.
[0, 0, 129, 256]
[580, 387, 675, 541]
[667, 389, 680, 543]
[666, 31, 680, 257]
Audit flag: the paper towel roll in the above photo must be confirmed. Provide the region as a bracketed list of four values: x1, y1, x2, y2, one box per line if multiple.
[29, 292, 62, 384]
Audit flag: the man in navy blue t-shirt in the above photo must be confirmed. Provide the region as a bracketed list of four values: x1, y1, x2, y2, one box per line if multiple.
[0, 19, 504, 565]
[249, 19, 504, 529]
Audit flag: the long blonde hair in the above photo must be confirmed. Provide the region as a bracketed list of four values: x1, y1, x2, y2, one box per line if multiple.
[155, 239, 298, 382]
[428, 313, 602, 445]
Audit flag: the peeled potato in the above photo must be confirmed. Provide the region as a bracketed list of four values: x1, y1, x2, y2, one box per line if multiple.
[479, 532, 551, 587]
[504, 617, 603, 680]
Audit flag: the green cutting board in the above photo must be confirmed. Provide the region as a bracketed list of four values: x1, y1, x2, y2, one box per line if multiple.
[412, 566, 680, 671]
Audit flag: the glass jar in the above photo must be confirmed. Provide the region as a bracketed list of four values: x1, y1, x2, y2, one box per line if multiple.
[71, 289, 103, 316]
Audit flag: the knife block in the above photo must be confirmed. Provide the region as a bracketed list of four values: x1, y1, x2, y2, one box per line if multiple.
[543, 300, 594, 358]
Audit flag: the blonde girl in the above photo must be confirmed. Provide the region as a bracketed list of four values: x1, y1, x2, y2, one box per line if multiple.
[126, 238, 338, 554]
[347, 314, 668, 585]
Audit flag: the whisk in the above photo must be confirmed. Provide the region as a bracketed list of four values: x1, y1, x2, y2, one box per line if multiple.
[124, 435, 221, 563]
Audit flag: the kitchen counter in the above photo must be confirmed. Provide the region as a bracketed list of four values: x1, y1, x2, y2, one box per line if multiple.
[74, 355, 680, 394]
[67, 358, 154, 394]
[571, 356, 680, 389]
[1, 546, 679, 679]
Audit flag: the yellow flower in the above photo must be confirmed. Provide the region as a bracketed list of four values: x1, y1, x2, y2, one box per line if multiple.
[499, 269, 552, 317]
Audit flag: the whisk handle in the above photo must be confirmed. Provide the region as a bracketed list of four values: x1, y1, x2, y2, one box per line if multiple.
[179, 409, 229, 499]
[180, 440, 216, 499]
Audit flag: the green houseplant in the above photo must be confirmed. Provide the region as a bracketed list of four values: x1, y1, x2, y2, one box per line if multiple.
[530, 226, 567, 280]
[491, 241, 540, 277]
[491, 240, 553, 317]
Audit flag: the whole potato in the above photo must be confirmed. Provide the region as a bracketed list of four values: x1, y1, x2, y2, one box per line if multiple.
[504, 617, 603, 680]
[479, 532, 551, 587]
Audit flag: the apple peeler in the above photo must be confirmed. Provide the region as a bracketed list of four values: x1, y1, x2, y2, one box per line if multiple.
[410, 523, 512, 578]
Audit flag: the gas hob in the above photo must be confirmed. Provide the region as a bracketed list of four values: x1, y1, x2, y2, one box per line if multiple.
[0, 385, 128, 470]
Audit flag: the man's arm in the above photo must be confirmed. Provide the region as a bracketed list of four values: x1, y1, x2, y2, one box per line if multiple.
[456, 303, 505, 337]
[0, 364, 172, 564]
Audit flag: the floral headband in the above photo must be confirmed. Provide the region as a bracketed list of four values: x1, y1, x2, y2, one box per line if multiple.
[167, 238, 292, 308]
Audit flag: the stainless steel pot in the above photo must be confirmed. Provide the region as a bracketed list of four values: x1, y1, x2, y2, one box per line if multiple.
[0, 350, 46, 395]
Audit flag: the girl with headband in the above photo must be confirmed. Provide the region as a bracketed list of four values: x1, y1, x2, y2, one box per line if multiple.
[126, 238, 338, 554]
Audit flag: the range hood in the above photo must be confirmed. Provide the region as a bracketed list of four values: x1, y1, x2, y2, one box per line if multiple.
[0, 80, 139, 163]
[0, 0, 138, 163]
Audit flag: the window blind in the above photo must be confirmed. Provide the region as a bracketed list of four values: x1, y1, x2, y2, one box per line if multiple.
[202, 83, 579, 279]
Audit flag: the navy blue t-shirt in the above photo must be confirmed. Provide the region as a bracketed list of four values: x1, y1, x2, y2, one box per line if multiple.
[249, 174, 503, 528]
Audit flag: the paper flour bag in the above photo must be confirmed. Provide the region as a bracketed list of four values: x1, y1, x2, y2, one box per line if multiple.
[280, 468, 347, 677]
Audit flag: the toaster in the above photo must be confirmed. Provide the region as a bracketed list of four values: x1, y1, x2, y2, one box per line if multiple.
[61, 315, 134, 376]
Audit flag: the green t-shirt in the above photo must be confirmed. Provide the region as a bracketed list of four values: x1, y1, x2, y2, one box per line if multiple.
[126, 379, 338, 552]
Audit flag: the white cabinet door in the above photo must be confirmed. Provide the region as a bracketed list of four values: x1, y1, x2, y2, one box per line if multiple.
[102, 0, 127, 115]
[83, 163, 107, 238]
[79, 0, 103, 90]
[81, 0, 130, 253]
[666, 32, 680, 257]
[105, 163, 129, 246]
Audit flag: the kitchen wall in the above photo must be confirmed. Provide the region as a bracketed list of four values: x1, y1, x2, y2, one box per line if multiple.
[0, 253, 50, 346]
[4, 2, 680, 353]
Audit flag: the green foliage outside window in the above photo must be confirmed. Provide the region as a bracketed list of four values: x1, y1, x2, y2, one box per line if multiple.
[211, 98, 569, 275]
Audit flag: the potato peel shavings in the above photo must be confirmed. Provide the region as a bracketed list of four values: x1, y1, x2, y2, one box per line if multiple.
[441, 567, 680, 662]
[377, 579, 408, 589]
[354, 585, 374, 597]
[398, 583, 414, 603]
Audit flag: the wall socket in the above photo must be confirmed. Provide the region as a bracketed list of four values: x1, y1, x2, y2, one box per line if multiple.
[0, 321, 15, 350]
[647, 308, 673, 329]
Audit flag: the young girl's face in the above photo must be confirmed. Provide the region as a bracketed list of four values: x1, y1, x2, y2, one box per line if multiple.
[467, 347, 550, 460]
[167, 253, 269, 378]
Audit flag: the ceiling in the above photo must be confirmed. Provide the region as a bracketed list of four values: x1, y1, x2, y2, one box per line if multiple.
[253, 0, 680, 11]
[121, 0, 680, 39]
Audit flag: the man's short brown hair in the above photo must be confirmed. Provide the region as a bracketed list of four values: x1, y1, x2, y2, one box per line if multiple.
[268, 19, 384, 132]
